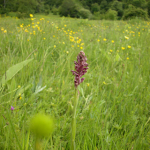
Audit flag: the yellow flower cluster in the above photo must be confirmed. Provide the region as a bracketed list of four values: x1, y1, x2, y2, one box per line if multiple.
[1, 27, 7, 33]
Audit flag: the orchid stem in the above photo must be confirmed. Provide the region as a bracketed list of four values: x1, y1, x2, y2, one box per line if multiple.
[71, 88, 78, 150]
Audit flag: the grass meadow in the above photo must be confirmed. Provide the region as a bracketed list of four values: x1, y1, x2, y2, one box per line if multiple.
[0, 14, 150, 150]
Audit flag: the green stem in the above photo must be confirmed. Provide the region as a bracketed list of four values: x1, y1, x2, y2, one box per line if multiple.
[35, 137, 42, 150]
[51, 136, 53, 150]
[7, 109, 22, 150]
[71, 88, 78, 150]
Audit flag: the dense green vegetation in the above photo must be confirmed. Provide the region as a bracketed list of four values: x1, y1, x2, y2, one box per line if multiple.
[0, 0, 150, 20]
[0, 14, 150, 149]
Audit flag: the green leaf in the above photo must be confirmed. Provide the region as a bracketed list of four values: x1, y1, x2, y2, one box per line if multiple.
[115, 53, 122, 62]
[1, 58, 33, 86]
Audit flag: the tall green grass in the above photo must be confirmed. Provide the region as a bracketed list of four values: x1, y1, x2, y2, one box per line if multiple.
[0, 14, 150, 149]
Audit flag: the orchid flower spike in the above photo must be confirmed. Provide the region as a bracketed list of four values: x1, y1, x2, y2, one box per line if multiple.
[71, 51, 88, 88]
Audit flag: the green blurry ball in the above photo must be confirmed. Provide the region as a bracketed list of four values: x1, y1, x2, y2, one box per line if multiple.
[30, 114, 54, 138]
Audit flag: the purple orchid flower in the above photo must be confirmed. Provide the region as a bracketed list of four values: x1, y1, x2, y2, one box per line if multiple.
[71, 51, 88, 88]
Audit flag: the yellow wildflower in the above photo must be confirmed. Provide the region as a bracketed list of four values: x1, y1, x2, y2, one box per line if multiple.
[103, 81, 106, 85]
[54, 45, 56, 48]
[103, 38, 107, 41]
[30, 14, 33, 18]
[3, 30, 7, 33]
[111, 40, 114, 43]
[122, 47, 125, 50]
[128, 45, 131, 48]
[125, 36, 129, 40]
[25, 29, 28, 32]
[20, 24, 23, 28]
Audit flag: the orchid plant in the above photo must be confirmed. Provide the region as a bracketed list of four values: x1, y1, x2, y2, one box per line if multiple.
[71, 51, 88, 150]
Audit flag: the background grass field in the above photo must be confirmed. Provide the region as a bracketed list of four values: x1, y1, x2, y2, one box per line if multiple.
[0, 14, 150, 150]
